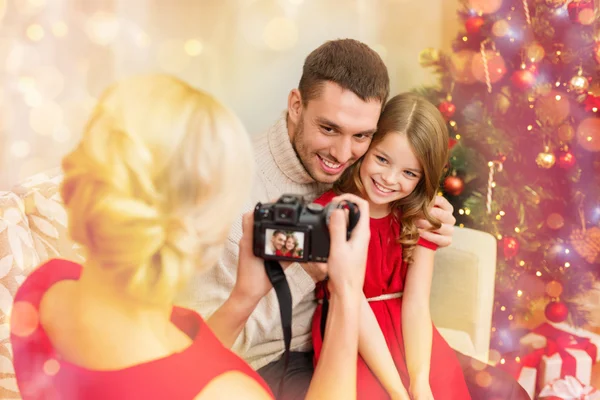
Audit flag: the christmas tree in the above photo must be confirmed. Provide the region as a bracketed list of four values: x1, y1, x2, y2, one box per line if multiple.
[417, 0, 600, 355]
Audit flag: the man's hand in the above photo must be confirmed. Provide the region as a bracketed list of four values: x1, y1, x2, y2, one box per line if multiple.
[416, 195, 456, 248]
[299, 262, 328, 283]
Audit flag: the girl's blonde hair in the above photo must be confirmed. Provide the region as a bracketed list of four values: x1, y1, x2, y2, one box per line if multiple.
[61, 74, 253, 304]
[334, 93, 449, 263]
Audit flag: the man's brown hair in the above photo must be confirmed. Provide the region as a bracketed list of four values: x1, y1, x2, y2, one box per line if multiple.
[298, 39, 390, 106]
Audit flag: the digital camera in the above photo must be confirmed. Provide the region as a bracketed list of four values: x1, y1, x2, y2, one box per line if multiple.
[253, 194, 360, 263]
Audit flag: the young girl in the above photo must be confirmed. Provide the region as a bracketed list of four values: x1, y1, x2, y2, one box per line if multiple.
[311, 93, 471, 400]
[283, 234, 302, 258]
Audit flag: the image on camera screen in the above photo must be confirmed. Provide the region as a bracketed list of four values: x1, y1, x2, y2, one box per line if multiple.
[264, 229, 305, 259]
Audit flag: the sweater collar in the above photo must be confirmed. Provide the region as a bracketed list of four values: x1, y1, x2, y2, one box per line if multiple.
[268, 112, 316, 185]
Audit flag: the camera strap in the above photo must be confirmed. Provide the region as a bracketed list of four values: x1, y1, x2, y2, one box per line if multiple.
[319, 288, 329, 341]
[263, 259, 292, 398]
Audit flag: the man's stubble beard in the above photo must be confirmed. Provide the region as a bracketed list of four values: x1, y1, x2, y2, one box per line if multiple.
[290, 117, 321, 182]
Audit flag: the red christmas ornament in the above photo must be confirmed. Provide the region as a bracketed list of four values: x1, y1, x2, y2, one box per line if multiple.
[465, 16, 485, 35]
[568, 0, 594, 24]
[448, 138, 458, 150]
[438, 101, 456, 120]
[545, 301, 569, 323]
[511, 69, 537, 91]
[583, 94, 600, 111]
[443, 176, 464, 196]
[501, 236, 519, 259]
[557, 151, 576, 169]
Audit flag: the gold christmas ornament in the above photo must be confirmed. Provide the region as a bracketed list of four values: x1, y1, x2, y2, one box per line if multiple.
[557, 123, 575, 142]
[536, 146, 556, 168]
[525, 42, 546, 63]
[570, 226, 600, 263]
[492, 19, 510, 37]
[594, 42, 600, 64]
[569, 73, 589, 93]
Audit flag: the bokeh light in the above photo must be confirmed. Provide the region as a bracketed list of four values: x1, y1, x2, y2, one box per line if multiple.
[32, 65, 65, 100]
[85, 12, 120, 46]
[11, 141, 31, 158]
[184, 39, 204, 57]
[0, 0, 6, 22]
[26, 24, 44, 42]
[10, 301, 39, 338]
[51, 21, 69, 38]
[29, 101, 63, 136]
[43, 359, 60, 376]
[263, 17, 298, 51]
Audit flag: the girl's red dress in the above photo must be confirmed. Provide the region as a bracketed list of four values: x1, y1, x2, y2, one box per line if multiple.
[311, 190, 470, 400]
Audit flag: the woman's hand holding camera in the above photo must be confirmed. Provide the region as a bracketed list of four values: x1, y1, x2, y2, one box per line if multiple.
[233, 211, 275, 305]
[325, 193, 370, 299]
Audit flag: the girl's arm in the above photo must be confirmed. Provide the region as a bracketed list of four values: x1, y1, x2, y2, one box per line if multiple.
[402, 245, 436, 399]
[358, 294, 411, 400]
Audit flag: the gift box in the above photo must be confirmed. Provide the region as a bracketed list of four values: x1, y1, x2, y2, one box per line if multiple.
[538, 375, 600, 400]
[519, 323, 599, 390]
[500, 352, 538, 399]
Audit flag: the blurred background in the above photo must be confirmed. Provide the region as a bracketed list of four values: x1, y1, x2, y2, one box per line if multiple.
[1, 1, 600, 398]
[0, 0, 461, 189]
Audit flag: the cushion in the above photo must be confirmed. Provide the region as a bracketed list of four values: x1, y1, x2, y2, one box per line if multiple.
[13, 169, 84, 264]
[0, 191, 39, 399]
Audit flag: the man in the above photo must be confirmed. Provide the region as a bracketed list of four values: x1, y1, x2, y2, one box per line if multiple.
[180, 39, 527, 400]
[268, 230, 287, 256]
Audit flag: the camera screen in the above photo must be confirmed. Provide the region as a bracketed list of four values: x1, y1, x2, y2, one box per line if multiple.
[264, 229, 305, 259]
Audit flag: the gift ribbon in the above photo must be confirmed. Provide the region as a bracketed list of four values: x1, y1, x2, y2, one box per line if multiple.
[519, 323, 598, 380]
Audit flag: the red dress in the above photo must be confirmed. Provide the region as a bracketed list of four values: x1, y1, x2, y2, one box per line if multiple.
[10, 259, 274, 400]
[311, 191, 470, 400]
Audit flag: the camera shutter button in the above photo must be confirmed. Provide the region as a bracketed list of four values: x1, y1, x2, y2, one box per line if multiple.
[307, 203, 323, 213]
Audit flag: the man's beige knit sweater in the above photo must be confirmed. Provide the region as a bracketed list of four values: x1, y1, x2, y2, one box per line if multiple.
[178, 113, 331, 370]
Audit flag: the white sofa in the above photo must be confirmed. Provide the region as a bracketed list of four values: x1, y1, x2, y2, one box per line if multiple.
[431, 227, 497, 364]
[0, 169, 496, 398]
